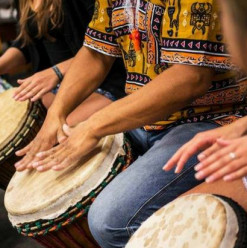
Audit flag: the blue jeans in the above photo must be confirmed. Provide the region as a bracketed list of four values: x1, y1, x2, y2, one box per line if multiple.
[88, 122, 219, 248]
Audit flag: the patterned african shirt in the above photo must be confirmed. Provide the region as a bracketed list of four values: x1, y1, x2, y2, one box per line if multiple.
[84, 0, 247, 130]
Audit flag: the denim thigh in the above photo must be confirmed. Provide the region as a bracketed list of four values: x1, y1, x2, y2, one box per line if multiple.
[88, 122, 220, 247]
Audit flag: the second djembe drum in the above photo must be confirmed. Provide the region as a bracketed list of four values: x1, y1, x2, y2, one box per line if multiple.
[126, 194, 247, 248]
[0, 88, 45, 189]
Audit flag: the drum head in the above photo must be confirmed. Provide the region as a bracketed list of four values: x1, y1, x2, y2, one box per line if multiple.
[0, 88, 30, 150]
[5, 133, 125, 225]
[126, 194, 242, 248]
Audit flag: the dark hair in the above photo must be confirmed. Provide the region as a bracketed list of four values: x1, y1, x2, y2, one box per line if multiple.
[17, 0, 63, 45]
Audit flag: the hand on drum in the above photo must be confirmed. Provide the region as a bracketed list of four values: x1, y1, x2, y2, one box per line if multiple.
[163, 121, 247, 182]
[15, 114, 67, 171]
[31, 122, 101, 172]
[13, 67, 59, 102]
[192, 136, 247, 182]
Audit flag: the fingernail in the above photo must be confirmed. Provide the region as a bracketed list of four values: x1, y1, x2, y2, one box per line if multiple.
[205, 176, 214, 183]
[175, 167, 180, 174]
[32, 162, 39, 168]
[37, 166, 44, 171]
[198, 153, 206, 161]
[194, 163, 202, 171]
[223, 175, 231, 181]
[15, 162, 21, 168]
[36, 152, 43, 158]
[195, 171, 204, 180]
[52, 166, 58, 170]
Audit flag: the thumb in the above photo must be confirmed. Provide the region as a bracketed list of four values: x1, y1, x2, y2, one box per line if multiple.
[57, 126, 67, 143]
[63, 124, 73, 136]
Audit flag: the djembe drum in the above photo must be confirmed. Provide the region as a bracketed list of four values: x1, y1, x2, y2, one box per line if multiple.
[5, 133, 132, 248]
[126, 194, 247, 248]
[0, 88, 45, 189]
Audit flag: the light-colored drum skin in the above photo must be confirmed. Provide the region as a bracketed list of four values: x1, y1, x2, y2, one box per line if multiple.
[0, 88, 45, 189]
[5, 133, 132, 248]
[126, 194, 247, 248]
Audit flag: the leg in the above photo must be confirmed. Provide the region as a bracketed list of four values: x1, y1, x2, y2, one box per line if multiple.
[88, 122, 219, 248]
[181, 179, 247, 211]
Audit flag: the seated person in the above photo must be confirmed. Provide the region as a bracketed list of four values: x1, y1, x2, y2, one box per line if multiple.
[0, 0, 126, 125]
[164, 0, 247, 211]
[14, 0, 247, 247]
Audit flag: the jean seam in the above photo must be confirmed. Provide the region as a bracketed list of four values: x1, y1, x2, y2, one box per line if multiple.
[125, 163, 197, 235]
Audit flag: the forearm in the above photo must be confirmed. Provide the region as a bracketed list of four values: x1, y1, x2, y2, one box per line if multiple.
[55, 58, 74, 75]
[49, 47, 115, 117]
[88, 64, 214, 137]
[0, 47, 26, 74]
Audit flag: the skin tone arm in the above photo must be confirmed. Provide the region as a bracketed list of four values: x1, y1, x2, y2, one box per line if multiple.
[13, 58, 73, 102]
[0, 47, 26, 74]
[31, 62, 214, 172]
[14, 46, 115, 171]
[163, 116, 247, 182]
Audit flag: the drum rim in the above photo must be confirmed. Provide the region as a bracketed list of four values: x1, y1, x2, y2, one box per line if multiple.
[15, 136, 132, 237]
[0, 101, 45, 163]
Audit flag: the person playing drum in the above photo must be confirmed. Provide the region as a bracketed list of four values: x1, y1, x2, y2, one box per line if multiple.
[15, 0, 247, 247]
[0, 0, 126, 124]
[164, 0, 247, 212]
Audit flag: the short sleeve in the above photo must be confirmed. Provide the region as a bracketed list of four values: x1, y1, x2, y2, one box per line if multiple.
[160, 0, 232, 70]
[84, 0, 122, 57]
[11, 39, 31, 63]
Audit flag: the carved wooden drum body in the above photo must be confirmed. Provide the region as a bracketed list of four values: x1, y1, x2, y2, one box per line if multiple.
[126, 194, 247, 248]
[5, 133, 132, 248]
[0, 88, 45, 189]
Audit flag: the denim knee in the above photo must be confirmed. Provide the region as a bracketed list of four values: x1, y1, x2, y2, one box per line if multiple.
[88, 198, 130, 248]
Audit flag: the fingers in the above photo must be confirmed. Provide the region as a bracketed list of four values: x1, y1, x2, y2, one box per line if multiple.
[163, 136, 214, 173]
[195, 151, 241, 181]
[14, 80, 35, 100]
[33, 144, 73, 171]
[18, 86, 41, 101]
[197, 143, 222, 163]
[203, 159, 243, 183]
[163, 146, 185, 172]
[30, 88, 48, 102]
[224, 166, 247, 181]
[14, 137, 56, 171]
[15, 142, 32, 156]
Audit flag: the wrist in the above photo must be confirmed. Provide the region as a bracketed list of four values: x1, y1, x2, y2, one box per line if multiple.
[86, 115, 105, 140]
[47, 107, 66, 121]
[52, 65, 63, 82]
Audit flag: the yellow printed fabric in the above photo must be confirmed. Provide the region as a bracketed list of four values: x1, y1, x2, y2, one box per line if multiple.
[84, 0, 247, 130]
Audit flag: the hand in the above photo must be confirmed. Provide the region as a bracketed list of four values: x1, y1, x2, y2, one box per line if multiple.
[15, 112, 67, 171]
[31, 122, 101, 172]
[163, 120, 247, 174]
[13, 67, 59, 102]
[193, 136, 247, 182]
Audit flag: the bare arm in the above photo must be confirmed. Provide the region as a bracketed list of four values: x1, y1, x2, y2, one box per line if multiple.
[33, 63, 215, 172]
[15, 46, 115, 171]
[89, 64, 214, 137]
[48, 46, 115, 118]
[13, 57, 74, 102]
[0, 47, 26, 74]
